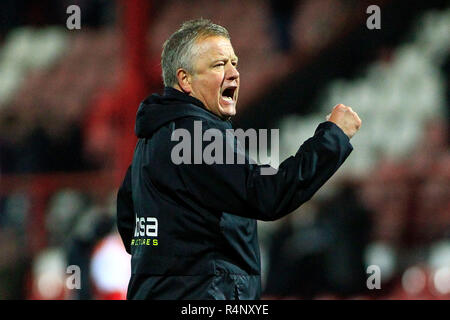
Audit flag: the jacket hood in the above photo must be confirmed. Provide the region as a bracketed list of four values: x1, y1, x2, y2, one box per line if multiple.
[135, 87, 227, 138]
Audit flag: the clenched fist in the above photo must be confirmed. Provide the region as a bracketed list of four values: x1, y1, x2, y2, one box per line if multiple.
[326, 104, 362, 139]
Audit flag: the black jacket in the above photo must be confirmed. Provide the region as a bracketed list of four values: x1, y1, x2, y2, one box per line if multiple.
[116, 87, 353, 300]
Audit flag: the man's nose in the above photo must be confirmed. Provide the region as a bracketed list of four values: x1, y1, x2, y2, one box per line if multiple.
[226, 64, 239, 81]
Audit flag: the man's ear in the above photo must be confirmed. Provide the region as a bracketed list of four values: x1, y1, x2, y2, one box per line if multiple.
[176, 68, 192, 94]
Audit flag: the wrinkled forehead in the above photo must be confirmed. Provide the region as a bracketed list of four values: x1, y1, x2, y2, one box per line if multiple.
[192, 36, 238, 62]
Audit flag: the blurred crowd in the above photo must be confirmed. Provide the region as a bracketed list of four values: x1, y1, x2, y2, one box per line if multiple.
[264, 7, 450, 299]
[261, 118, 449, 299]
[0, 0, 449, 299]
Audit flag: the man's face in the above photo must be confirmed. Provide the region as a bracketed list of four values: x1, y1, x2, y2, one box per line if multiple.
[188, 36, 239, 119]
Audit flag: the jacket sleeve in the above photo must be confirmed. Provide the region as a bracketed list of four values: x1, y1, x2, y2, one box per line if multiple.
[158, 121, 353, 221]
[116, 165, 134, 253]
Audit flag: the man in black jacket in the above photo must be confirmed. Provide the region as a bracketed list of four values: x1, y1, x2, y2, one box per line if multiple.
[117, 18, 361, 300]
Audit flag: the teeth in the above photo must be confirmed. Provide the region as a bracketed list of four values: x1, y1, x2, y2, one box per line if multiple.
[222, 96, 233, 102]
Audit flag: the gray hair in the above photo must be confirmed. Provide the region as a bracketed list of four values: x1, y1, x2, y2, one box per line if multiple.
[161, 18, 230, 87]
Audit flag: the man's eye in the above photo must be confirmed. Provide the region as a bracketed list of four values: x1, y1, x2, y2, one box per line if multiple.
[215, 63, 224, 67]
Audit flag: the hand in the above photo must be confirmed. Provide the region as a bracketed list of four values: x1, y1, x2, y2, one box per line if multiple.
[326, 104, 361, 139]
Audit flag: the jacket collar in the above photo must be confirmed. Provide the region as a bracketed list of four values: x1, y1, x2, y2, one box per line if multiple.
[163, 87, 205, 110]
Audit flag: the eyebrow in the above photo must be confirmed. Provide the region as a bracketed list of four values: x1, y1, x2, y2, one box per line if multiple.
[212, 56, 239, 64]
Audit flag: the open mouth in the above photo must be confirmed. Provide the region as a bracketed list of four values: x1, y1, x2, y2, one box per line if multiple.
[221, 87, 236, 103]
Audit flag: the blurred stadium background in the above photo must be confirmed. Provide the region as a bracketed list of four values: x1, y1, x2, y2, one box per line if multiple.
[0, 0, 448, 300]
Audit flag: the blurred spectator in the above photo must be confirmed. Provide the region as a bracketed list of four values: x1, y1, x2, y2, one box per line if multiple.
[0, 227, 30, 299]
[263, 183, 372, 299]
[269, 0, 299, 52]
[318, 183, 372, 296]
[65, 208, 115, 299]
[263, 208, 330, 299]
